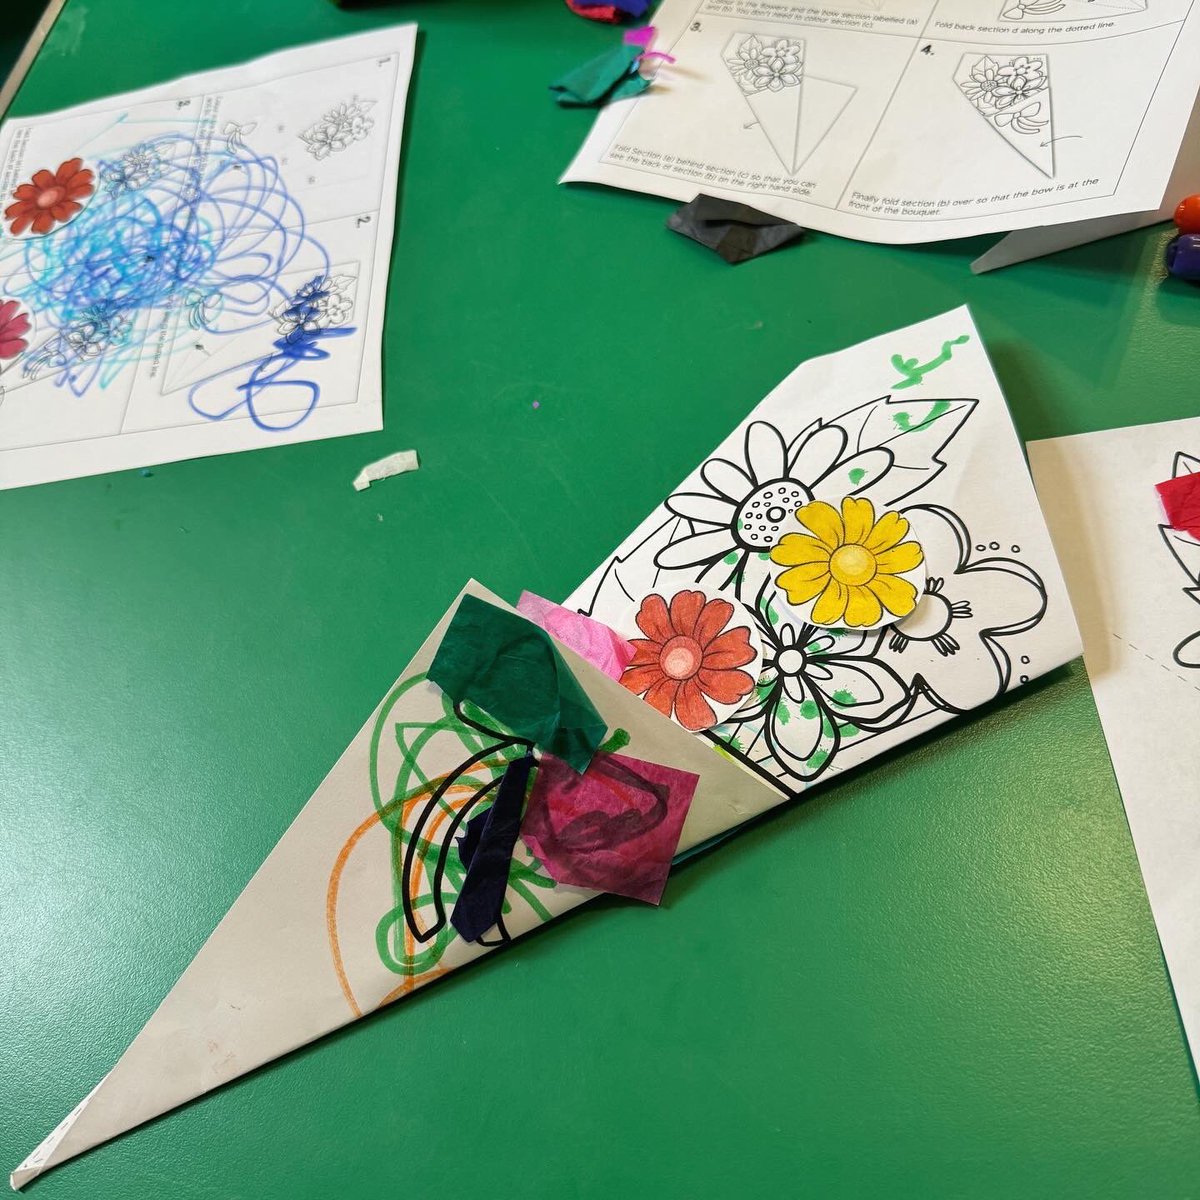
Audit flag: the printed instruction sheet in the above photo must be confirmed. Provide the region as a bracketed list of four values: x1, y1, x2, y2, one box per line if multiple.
[0, 26, 416, 489]
[564, 0, 1200, 244]
[1029, 418, 1200, 1078]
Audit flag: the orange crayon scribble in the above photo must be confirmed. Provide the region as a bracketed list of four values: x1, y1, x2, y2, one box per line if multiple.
[326, 758, 511, 1017]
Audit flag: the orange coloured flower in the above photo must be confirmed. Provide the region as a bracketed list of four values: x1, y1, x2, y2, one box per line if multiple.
[620, 590, 756, 732]
[5, 157, 94, 236]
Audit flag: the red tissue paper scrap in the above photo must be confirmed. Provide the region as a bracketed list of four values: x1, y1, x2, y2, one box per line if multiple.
[521, 751, 699, 905]
[1156, 471, 1200, 540]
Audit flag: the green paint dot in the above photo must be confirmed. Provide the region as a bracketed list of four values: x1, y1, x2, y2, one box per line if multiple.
[832, 689, 856, 706]
[807, 750, 829, 769]
[841, 724, 859, 738]
[895, 399, 952, 434]
[822, 717, 835, 736]
[758, 551, 771, 561]
[848, 468, 866, 486]
[799, 700, 819, 720]
[724, 551, 740, 565]
[776, 701, 791, 725]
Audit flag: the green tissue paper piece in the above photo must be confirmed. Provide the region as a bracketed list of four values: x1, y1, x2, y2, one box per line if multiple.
[550, 43, 650, 108]
[429, 595, 608, 774]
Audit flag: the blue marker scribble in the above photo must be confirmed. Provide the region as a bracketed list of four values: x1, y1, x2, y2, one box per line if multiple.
[3, 130, 350, 425]
[187, 273, 356, 430]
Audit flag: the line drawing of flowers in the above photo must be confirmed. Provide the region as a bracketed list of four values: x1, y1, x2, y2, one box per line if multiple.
[726, 35, 768, 88]
[22, 302, 130, 379]
[573, 390, 1055, 794]
[5, 157, 95, 236]
[0, 299, 32, 360]
[770, 496, 925, 628]
[619, 589, 758, 731]
[99, 144, 167, 197]
[959, 55, 1049, 135]
[63, 305, 131, 360]
[880, 506, 1048, 713]
[725, 35, 804, 94]
[713, 573, 913, 785]
[270, 274, 355, 342]
[658, 420, 890, 573]
[299, 97, 376, 161]
[655, 398, 975, 591]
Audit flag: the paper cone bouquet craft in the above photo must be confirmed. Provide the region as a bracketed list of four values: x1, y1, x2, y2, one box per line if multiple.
[14, 309, 1081, 1187]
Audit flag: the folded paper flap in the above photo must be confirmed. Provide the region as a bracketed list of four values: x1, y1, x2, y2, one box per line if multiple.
[13, 579, 780, 1186]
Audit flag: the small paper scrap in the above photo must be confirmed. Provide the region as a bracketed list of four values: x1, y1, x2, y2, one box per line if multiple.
[520, 751, 699, 905]
[351, 449, 419, 492]
[517, 591, 635, 681]
[550, 43, 650, 108]
[667, 193, 805, 265]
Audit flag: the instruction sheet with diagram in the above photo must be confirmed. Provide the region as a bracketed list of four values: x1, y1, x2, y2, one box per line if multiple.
[563, 0, 1200, 243]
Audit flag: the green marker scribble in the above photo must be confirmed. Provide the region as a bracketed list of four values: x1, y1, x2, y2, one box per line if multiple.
[367, 673, 555, 981]
[893, 399, 951, 433]
[597, 727, 631, 755]
[890, 334, 969, 390]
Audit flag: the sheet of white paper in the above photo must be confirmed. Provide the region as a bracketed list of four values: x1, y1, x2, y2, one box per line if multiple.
[565, 307, 1082, 795]
[0, 26, 416, 489]
[972, 83, 1200, 271]
[1028, 419, 1200, 1075]
[563, 0, 1200, 245]
[11, 580, 783, 1188]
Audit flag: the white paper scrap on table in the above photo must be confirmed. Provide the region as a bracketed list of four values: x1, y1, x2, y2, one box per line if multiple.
[0, 25, 416, 490]
[352, 448, 418, 490]
[1028, 418, 1200, 1076]
[565, 306, 1082, 798]
[562, 0, 1200, 246]
[972, 85, 1200, 272]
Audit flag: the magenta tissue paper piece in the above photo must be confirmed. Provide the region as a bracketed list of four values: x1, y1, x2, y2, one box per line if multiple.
[520, 751, 699, 905]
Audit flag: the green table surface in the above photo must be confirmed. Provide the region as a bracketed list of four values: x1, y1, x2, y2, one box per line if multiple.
[2, 2, 1199, 1197]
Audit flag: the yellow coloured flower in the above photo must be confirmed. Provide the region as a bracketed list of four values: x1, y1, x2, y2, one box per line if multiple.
[769, 496, 924, 628]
